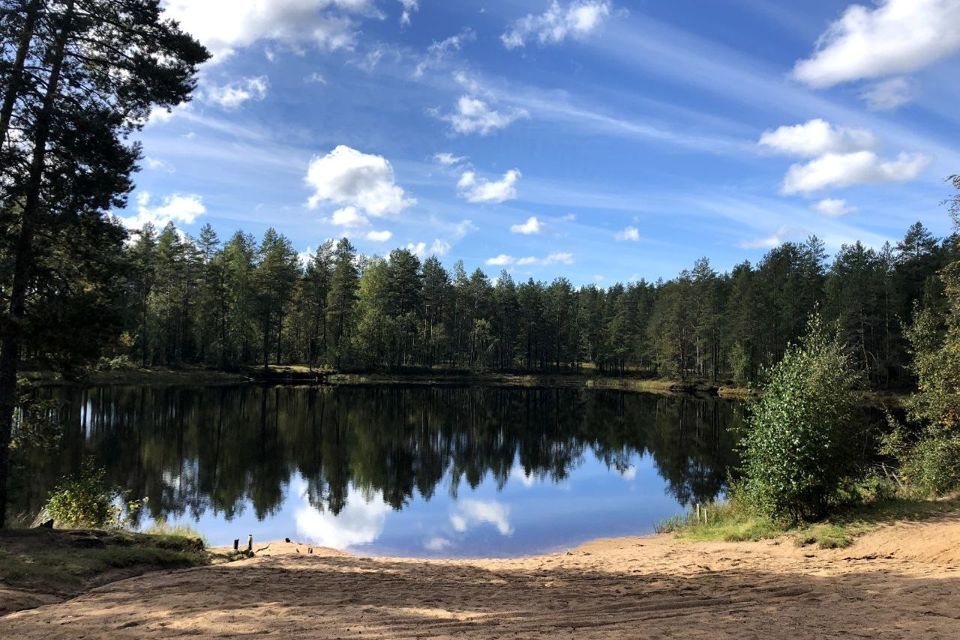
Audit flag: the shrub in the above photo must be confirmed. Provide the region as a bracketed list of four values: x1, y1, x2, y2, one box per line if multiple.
[42, 462, 121, 528]
[741, 315, 863, 524]
[892, 431, 960, 496]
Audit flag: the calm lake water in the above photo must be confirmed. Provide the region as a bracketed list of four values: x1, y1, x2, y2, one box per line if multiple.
[15, 385, 743, 557]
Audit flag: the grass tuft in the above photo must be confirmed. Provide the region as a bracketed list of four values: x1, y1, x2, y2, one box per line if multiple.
[658, 494, 960, 550]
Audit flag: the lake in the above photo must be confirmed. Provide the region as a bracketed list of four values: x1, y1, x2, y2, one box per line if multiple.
[13, 385, 743, 557]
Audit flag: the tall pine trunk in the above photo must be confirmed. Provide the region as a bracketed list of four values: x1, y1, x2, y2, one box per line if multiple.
[0, 0, 75, 527]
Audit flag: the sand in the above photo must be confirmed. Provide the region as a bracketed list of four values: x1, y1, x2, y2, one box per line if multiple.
[3, 514, 960, 639]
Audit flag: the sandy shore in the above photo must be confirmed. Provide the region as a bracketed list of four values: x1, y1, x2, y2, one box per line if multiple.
[3, 513, 960, 639]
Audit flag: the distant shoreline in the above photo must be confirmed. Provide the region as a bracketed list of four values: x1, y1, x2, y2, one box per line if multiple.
[21, 366, 751, 397]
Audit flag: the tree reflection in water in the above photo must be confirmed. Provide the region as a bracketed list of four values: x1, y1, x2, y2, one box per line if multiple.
[13, 386, 743, 530]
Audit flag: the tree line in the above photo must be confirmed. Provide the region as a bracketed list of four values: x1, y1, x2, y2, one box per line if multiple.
[110, 219, 956, 388]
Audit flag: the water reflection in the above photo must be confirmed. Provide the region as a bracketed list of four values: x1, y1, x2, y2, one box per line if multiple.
[14, 385, 742, 556]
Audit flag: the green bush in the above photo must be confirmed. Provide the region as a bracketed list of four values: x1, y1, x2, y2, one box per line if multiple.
[895, 432, 960, 496]
[42, 462, 121, 528]
[741, 315, 863, 524]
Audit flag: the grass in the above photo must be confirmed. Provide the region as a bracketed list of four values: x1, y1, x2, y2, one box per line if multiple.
[0, 527, 210, 614]
[144, 520, 207, 543]
[657, 494, 960, 550]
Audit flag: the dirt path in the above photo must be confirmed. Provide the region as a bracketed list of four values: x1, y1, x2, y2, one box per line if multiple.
[3, 514, 960, 639]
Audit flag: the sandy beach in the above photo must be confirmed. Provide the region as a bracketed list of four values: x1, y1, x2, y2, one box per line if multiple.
[2, 514, 959, 638]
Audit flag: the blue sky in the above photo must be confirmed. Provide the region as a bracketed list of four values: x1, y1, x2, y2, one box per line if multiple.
[125, 0, 960, 284]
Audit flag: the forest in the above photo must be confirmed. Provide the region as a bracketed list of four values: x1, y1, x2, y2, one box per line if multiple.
[66, 218, 955, 389]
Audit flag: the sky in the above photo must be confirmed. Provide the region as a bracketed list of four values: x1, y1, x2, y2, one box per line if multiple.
[124, 0, 960, 285]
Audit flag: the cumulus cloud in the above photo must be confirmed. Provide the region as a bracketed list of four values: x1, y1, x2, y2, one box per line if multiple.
[782, 151, 929, 194]
[458, 169, 521, 204]
[759, 119, 877, 157]
[330, 206, 369, 227]
[485, 252, 574, 267]
[502, 1, 613, 49]
[306, 145, 415, 216]
[792, 0, 960, 89]
[366, 229, 393, 242]
[813, 198, 857, 217]
[442, 96, 529, 136]
[861, 77, 914, 111]
[615, 226, 640, 241]
[406, 239, 451, 258]
[759, 119, 930, 194]
[202, 76, 269, 109]
[118, 193, 206, 230]
[486, 254, 515, 266]
[294, 481, 390, 550]
[450, 499, 513, 536]
[162, 0, 379, 60]
[510, 216, 543, 235]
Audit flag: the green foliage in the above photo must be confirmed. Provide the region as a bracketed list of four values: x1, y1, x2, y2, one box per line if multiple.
[897, 433, 960, 496]
[741, 315, 864, 523]
[42, 462, 121, 529]
[887, 179, 960, 496]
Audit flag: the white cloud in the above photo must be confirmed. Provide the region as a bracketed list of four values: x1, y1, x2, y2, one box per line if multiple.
[306, 145, 415, 216]
[615, 226, 640, 241]
[398, 0, 418, 25]
[759, 119, 930, 195]
[144, 157, 175, 173]
[305, 71, 327, 85]
[430, 239, 452, 256]
[443, 95, 529, 136]
[453, 219, 478, 239]
[366, 229, 393, 242]
[458, 169, 521, 204]
[792, 0, 960, 89]
[424, 536, 453, 552]
[434, 152, 467, 166]
[543, 252, 574, 265]
[560, 213, 576, 222]
[502, 1, 613, 49]
[450, 499, 513, 536]
[486, 252, 574, 267]
[740, 226, 793, 249]
[511, 216, 543, 235]
[118, 193, 206, 230]
[406, 239, 451, 258]
[486, 254, 516, 266]
[414, 29, 475, 77]
[330, 206, 369, 227]
[813, 198, 857, 217]
[294, 481, 390, 550]
[202, 76, 269, 109]
[861, 77, 913, 110]
[759, 119, 877, 157]
[620, 465, 637, 481]
[162, 0, 378, 61]
[782, 151, 930, 194]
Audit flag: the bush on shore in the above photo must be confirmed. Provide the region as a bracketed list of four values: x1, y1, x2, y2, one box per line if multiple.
[740, 315, 865, 524]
